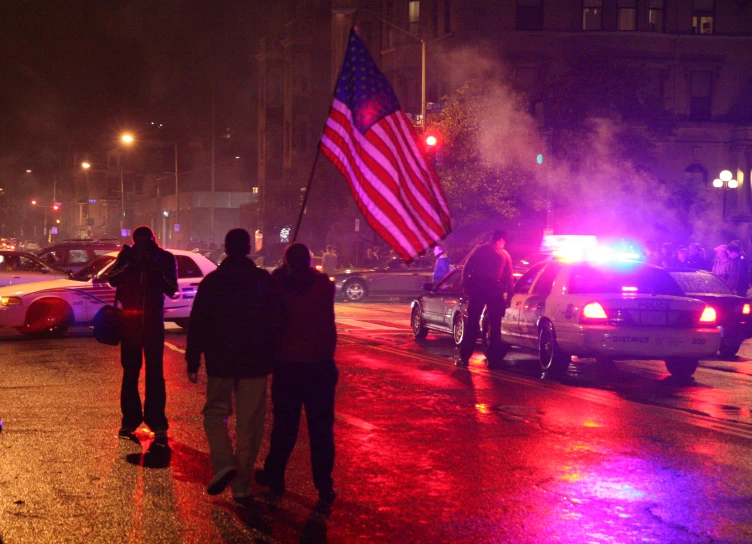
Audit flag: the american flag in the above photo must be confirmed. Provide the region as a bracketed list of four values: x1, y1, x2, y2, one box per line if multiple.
[320, 28, 452, 262]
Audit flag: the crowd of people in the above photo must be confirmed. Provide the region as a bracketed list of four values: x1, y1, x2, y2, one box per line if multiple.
[644, 239, 750, 296]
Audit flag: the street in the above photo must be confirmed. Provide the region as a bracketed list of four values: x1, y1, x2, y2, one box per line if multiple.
[1, 301, 752, 543]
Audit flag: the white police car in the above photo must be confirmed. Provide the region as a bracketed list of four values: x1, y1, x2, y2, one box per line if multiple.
[0, 249, 216, 337]
[483, 246, 721, 377]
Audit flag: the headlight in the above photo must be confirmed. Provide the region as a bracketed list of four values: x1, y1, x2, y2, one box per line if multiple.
[0, 296, 22, 306]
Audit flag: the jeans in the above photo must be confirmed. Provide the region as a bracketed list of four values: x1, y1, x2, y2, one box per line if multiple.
[120, 322, 167, 431]
[263, 360, 338, 494]
[459, 292, 504, 363]
[202, 375, 267, 496]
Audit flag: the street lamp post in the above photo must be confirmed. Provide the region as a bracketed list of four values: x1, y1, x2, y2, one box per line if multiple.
[713, 169, 739, 220]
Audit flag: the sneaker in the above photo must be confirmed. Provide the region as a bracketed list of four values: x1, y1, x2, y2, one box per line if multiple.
[118, 426, 136, 438]
[207, 466, 238, 496]
[153, 430, 168, 447]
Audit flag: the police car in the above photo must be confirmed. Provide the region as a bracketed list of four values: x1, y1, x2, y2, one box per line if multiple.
[0, 249, 216, 337]
[482, 245, 721, 377]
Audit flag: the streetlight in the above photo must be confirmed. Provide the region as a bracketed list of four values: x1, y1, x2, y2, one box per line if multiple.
[713, 169, 739, 220]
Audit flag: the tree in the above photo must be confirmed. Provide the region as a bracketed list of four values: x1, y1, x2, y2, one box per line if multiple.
[427, 78, 546, 232]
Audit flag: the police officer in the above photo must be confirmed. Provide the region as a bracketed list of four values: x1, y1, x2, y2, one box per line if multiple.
[457, 230, 514, 367]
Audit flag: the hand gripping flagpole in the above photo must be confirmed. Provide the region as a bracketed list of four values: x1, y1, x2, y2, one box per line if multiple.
[291, 146, 322, 243]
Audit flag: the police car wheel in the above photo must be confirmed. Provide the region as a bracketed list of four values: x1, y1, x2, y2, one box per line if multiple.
[18, 298, 73, 338]
[344, 280, 366, 302]
[539, 321, 570, 375]
[411, 306, 428, 340]
[664, 357, 699, 378]
[452, 315, 465, 346]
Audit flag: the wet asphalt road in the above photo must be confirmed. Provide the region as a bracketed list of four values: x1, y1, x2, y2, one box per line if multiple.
[1, 301, 752, 543]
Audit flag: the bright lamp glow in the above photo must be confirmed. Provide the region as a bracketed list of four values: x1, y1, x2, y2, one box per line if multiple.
[121, 133, 134, 144]
[82, 162, 91, 169]
[728, 179, 739, 189]
[425, 135, 437, 146]
[699, 306, 717, 323]
[720, 170, 733, 182]
[742, 303, 750, 315]
[713, 179, 724, 188]
[582, 302, 608, 319]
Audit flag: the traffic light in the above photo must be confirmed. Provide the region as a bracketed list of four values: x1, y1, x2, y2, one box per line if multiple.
[424, 134, 438, 166]
[52, 204, 60, 211]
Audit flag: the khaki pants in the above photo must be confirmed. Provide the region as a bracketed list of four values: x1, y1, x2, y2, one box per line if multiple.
[203, 375, 267, 496]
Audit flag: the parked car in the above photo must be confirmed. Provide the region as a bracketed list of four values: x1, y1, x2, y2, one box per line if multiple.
[37, 239, 120, 272]
[667, 268, 752, 358]
[411, 267, 468, 346]
[0, 251, 68, 286]
[329, 257, 435, 302]
[0, 238, 17, 251]
[477, 257, 721, 377]
[0, 249, 216, 337]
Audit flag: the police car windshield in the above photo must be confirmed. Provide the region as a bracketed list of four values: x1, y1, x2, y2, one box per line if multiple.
[70, 255, 116, 281]
[568, 263, 683, 296]
[669, 270, 733, 295]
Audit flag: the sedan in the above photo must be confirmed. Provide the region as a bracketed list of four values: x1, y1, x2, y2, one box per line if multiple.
[480, 258, 720, 377]
[0, 249, 216, 337]
[667, 268, 752, 358]
[0, 251, 68, 287]
[411, 267, 468, 346]
[330, 257, 435, 302]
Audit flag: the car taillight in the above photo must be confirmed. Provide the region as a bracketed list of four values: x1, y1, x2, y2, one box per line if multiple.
[699, 306, 717, 324]
[743, 303, 751, 315]
[582, 302, 608, 320]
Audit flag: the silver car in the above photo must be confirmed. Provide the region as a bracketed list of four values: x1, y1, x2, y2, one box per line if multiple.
[330, 257, 435, 302]
[0, 251, 67, 287]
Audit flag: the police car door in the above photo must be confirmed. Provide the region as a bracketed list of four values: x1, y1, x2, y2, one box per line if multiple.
[517, 261, 561, 349]
[504, 262, 547, 344]
[164, 255, 203, 319]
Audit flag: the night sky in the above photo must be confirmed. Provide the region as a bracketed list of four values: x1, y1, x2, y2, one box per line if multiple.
[0, 0, 266, 177]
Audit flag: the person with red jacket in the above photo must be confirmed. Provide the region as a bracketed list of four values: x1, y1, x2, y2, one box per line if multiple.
[255, 242, 338, 511]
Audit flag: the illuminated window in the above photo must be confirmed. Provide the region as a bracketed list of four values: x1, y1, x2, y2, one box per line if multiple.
[649, 0, 665, 32]
[517, 0, 543, 31]
[252, 187, 259, 194]
[692, 0, 714, 34]
[690, 71, 712, 120]
[409, 1, 420, 35]
[617, 0, 636, 31]
[583, 0, 602, 30]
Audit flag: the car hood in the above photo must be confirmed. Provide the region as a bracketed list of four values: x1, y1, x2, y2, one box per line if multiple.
[0, 278, 93, 296]
[332, 267, 372, 276]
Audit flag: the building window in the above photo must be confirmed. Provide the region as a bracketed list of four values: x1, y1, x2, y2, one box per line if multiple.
[648, 0, 665, 32]
[252, 187, 259, 194]
[617, 0, 636, 31]
[516, 0, 543, 31]
[409, 1, 420, 35]
[583, 0, 602, 31]
[689, 71, 712, 120]
[684, 163, 708, 184]
[444, 0, 451, 34]
[692, 0, 714, 34]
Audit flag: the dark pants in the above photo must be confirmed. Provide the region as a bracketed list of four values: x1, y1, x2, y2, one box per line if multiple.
[263, 360, 338, 494]
[459, 292, 505, 363]
[120, 320, 167, 432]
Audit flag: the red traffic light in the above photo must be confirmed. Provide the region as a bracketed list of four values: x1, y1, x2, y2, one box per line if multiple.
[425, 135, 438, 147]
[52, 204, 60, 210]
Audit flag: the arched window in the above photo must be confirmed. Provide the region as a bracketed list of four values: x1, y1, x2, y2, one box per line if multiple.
[684, 163, 708, 184]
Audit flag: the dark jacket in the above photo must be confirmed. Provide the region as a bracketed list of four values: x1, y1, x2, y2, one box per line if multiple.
[272, 266, 336, 363]
[185, 255, 283, 378]
[461, 243, 514, 299]
[433, 254, 451, 284]
[108, 241, 178, 322]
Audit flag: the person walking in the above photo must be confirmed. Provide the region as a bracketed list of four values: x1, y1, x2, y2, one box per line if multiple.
[185, 228, 283, 500]
[321, 245, 338, 274]
[255, 242, 339, 511]
[457, 230, 514, 368]
[108, 226, 178, 445]
[433, 244, 451, 284]
[712, 244, 731, 284]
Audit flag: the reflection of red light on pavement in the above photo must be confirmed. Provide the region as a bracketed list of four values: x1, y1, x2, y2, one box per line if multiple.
[583, 419, 601, 428]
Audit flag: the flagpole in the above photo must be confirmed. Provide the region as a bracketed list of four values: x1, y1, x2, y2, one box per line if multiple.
[292, 145, 322, 242]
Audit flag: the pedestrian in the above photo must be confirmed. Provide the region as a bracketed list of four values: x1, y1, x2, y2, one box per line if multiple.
[457, 230, 514, 367]
[322, 245, 337, 274]
[255, 242, 339, 512]
[687, 242, 707, 269]
[360, 247, 377, 268]
[433, 244, 451, 284]
[185, 228, 283, 500]
[661, 242, 676, 268]
[675, 246, 691, 268]
[712, 244, 731, 284]
[108, 226, 178, 445]
[332, 246, 342, 268]
[725, 241, 749, 296]
[643, 240, 662, 267]
[372, 246, 383, 263]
